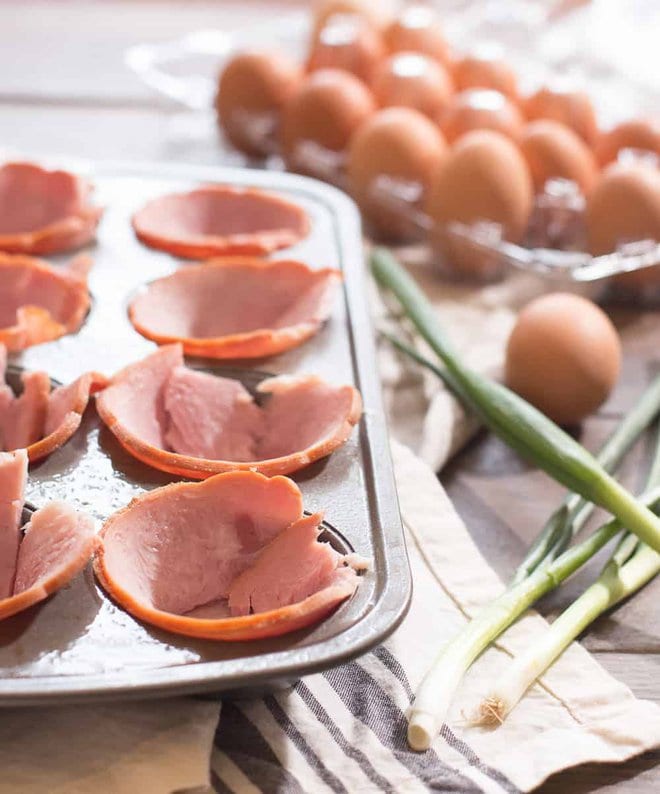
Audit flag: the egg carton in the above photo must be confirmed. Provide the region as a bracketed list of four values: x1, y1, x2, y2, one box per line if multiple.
[125, 5, 660, 297]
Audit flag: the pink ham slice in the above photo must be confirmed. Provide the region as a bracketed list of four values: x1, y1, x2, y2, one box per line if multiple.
[1, 371, 50, 451]
[128, 258, 341, 359]
[0, 450, 28, 599]
[95, 344, 362, 478]
[0, 500, 96, 621]
[132, 185, 309, 259]
[0, 343, 107, 461]
[94, 471, 362, 641]
[0, 162, 102, 255]
[228, 512, 360, 617]
[0, 253, 92, 352]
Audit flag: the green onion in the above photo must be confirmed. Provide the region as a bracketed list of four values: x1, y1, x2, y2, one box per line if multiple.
[407, 484, 660, 751]
[477, 532, 660, 726]
[382, 331, 660, 582]
[371, 246, 660, 750]
[476, 431, 660, 725]
[371, 246, 660, 554]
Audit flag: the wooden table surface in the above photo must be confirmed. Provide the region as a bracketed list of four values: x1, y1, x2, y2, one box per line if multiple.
[2, 2, 658, 791]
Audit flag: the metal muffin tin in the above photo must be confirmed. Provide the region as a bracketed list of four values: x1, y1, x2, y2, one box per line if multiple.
[0, 161, 411, 705]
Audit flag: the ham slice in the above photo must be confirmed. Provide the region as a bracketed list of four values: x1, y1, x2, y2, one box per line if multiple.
[128, 258, 341, 359]
[0, 162, 102, 255]
[0, 450, 28, 599]
[0, 344, 107, 461]
[95, 344, 362, 478]
[0, 500, 96, 621]
[1, 371, 50, 451]
[0, 253, 92, 351]
[94, 471, 362, 641]
[132, 185, 309, 259]
[228, 512, 360, 618]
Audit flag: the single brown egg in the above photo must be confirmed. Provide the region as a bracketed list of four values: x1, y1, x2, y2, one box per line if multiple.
[426, 130, 533, 278]
[307, 13, 386, 86]
[520, 120, 598, 195]
[216, 51, 302, 157]
[524, 86, 598, 146]
[347, 107, 448, 240]
[452, 53, 518, 102]
[372, 52, 454, 119]
[311, 0, 391, 37]
[586, 162, 660, 288]
[505, 292, 621, 426]
[595, 119, 660, 166]
[384, 4, 451, 66]
[439, 89, 524, 144]
[280, 69, 375, 178]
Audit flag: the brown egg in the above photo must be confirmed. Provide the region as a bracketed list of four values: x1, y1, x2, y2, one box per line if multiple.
[596, 119, 660, 166]
[347, 107, 448, 240]
[439, 89, 524, 144]
[586, 162, 660, 288]
[452, 53, 518, 102]
[520, 120, 598, 195]
[372, 52, 454, 119]
[384, 4, 451, 66]
[311, 0, 391, 37]
[280, 69, 375, 178]
[426, 130, 533, 278]
[216, 51, 302, 157]
[524, 86, 598, 146]
[307, 13, 386, 86]
[505, 292, 621, 426]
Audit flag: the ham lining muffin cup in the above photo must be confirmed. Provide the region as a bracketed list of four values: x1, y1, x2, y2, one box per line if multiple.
[0, 162, 102, 255]
[128, 257, 342, 359]
[0, 253, 92, 352]
[94, 471, 365, 642]
[0, 449, 96, 620]
[0, 344, 108, 463]
[95, 344, 362, 479]
[131, 184, 310, 258]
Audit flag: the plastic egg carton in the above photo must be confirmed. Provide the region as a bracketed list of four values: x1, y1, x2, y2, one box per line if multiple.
[125, 1, 660, 297]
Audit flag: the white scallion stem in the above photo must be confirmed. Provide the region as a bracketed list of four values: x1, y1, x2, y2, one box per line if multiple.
[479, 537, 660, 726]
[408, 486, 660, 750]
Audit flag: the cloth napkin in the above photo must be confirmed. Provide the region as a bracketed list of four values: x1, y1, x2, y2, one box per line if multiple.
[5, 260, 660, 794]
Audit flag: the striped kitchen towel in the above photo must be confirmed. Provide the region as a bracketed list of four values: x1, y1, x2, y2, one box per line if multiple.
[210, 442, 660, 793]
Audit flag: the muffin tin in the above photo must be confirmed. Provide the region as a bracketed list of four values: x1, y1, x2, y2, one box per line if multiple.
[0, 160, 410, 705]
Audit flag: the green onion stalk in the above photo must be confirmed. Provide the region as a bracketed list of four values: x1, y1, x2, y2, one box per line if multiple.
[371, 247, 660, 555]
[407, 484, 660, 751]
[370, 246, 660, 750]
[476, 431, 660, 726]
[382, 331, 660, 581]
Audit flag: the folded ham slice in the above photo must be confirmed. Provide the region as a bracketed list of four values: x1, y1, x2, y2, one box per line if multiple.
[0, 450, 28, 599]
[95, 345, 361, 478]
[94, 471, 363, 641]
[0, 501, 96, 621]
[0, 162, 102, 255]
[0, 344, 107, 461]
[128, 258, 341, 359]
[0, 450, 95, 620]
[132, 185, 309, 258]
[0, 253, 92, 351]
